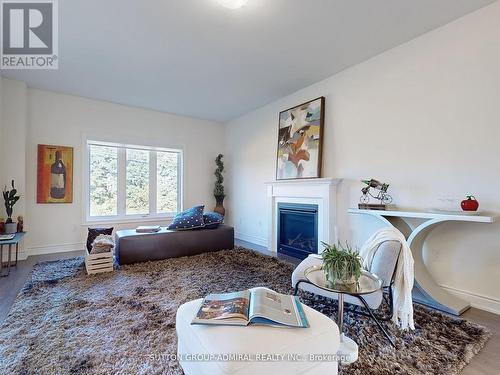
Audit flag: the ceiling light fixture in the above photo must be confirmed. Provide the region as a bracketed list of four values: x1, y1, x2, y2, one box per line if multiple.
[216, 0, 248, 10]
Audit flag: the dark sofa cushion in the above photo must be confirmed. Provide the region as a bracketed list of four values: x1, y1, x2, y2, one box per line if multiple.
[203, 212, 224, 229]
[167, 205, 205, 230]
[86, 227, 113, 252]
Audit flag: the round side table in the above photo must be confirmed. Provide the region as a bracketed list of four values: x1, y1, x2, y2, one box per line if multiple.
[304, 265, 383, 365]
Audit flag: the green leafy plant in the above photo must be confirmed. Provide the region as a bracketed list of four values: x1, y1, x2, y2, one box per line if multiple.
[3, 180, 20, 223]
[321, 241, 362, 285]
[214, 154, 225, 198]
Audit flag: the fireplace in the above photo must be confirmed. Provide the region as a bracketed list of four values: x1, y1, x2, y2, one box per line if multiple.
[277, 202, 318, 260]
[266, 178, 341, 254]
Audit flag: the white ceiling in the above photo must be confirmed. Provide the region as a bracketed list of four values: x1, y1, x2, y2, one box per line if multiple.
[1, 0, 495, 122]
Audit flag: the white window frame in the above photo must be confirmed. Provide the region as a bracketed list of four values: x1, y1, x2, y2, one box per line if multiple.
[84, 139, 183, 224]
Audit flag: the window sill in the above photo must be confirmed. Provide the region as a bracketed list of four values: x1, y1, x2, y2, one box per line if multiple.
[82, 215, 175, 227]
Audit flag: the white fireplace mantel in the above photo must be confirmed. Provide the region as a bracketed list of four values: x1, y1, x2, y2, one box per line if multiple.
[265, 178, 342, 253]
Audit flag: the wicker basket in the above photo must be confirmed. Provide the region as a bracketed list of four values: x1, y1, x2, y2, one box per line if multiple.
[85, 250, 114, 275]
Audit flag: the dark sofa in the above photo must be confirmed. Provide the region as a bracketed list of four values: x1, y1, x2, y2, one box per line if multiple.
[115, 225, 234, 265]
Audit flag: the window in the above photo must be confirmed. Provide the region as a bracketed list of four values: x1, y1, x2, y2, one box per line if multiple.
[86, 140, 182, 222]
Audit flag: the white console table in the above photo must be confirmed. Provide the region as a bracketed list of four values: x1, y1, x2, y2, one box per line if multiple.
[348, 208, 497, 315]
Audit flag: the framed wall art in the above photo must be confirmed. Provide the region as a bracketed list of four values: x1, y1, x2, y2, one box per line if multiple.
[37, 144, 74, 203]
[276, 97, 325, 180]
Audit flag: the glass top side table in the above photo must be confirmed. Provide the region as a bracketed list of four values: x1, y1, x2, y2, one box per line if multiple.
[0, 232, 26, 277]
[304, 265, 383, 364]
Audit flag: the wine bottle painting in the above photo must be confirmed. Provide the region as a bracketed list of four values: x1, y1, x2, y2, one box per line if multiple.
[37, 145, 73, 203]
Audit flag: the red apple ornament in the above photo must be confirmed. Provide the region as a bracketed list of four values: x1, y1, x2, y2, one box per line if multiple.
[461, 195, 479, 211]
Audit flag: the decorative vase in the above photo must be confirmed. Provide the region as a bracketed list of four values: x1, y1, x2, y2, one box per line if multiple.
[325, 268, 356, 286]
[214, 195, 225, 216]
[5, 222, 17, 234]
[461, 195, 479, 211]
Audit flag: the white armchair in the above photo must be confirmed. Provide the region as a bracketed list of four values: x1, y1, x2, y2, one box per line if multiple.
[292, 240, 402, 346]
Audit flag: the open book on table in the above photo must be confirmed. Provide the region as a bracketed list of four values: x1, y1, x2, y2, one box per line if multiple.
[191, 287, 309, 328]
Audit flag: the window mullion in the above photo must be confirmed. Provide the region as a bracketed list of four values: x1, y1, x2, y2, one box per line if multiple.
[86, 144, 91, 220]
[149, 151, 157, 215]
[117, 147, 126, 217]
[178, 152, 183, 212]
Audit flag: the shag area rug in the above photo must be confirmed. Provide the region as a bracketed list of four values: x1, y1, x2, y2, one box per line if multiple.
[0, 248, 490, 374]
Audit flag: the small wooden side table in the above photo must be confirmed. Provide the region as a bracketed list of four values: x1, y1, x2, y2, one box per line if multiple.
[0, 232, 26, 277]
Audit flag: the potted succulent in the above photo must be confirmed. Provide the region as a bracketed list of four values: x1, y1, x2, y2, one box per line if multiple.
[3, 180, 20, 234]
[321, 241, 362, 286]
[213, 154, 226, 216]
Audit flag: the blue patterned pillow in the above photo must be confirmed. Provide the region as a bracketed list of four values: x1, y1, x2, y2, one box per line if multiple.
[203, 212, 224, 229]
[168, 205, 205, 230]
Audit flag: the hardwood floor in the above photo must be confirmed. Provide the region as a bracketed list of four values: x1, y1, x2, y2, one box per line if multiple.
[0, 246, 498, 374]
[461, 307, 500, 375]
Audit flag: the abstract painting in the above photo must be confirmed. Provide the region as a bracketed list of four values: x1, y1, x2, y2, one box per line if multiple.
[37, 144, 73, 203]
[276, 97, 325, 180]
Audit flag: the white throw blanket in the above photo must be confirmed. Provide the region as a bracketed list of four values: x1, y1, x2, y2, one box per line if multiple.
[360, 227, 415, 330]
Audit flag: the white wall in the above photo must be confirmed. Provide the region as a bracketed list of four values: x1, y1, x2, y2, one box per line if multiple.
[1, 83, 224, 256]
[0, 79, 27, 225]
[225, 2, 500, 314]
[0, 79, 28, 259]
[0, 76, 3, 215]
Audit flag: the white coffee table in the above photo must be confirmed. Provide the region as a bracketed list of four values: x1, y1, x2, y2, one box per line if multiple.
[176, 288, 341, 375]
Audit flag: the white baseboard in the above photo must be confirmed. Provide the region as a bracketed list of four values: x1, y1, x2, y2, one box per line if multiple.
[1, 242, 83, 262]
[440, 284, 500, 316]
[27, 242, 86, 257]
[234, 231, 268, 248]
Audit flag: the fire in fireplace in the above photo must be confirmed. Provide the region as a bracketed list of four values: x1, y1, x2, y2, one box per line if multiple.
[277, 202, 318, 259]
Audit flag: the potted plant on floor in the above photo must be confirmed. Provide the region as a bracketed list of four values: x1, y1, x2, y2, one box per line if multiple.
[3, 180, 20, 234]
[213, 154, 226, 216]
[321, 241, 362, 286]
